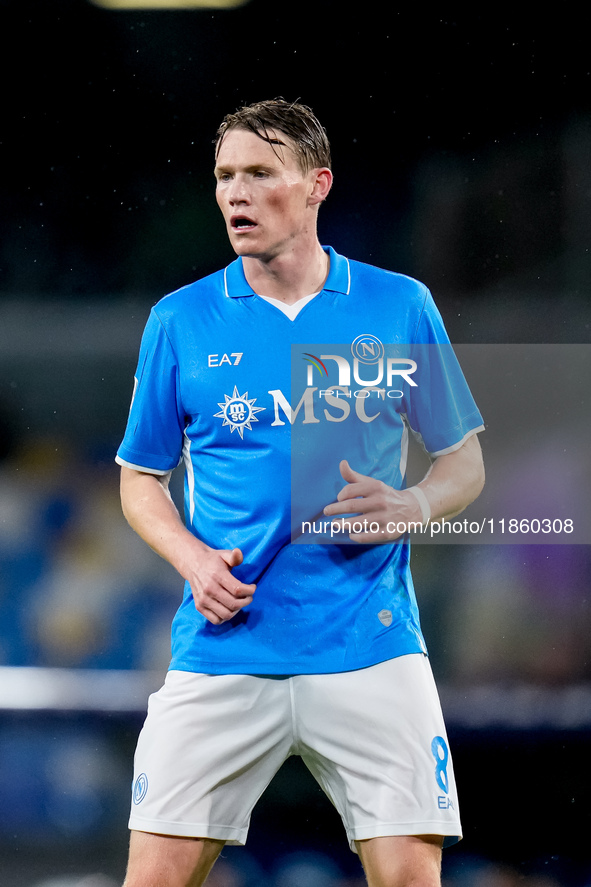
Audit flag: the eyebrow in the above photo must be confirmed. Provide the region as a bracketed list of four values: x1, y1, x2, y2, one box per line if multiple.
[214, 163, 277, 177]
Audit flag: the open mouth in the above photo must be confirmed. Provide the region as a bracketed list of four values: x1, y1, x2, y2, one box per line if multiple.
[231, 216, 257, 231]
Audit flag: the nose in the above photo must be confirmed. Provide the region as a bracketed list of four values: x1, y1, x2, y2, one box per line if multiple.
[227, 175, 250, 206]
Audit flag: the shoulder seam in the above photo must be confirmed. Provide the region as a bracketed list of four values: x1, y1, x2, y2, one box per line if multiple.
[412, 283, 430, 345]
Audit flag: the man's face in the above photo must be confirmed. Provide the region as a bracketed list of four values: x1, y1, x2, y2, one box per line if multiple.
[214, 127, 318, 262]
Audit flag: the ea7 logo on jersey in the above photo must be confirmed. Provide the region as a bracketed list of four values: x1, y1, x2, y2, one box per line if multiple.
[214, 386, 265, 438]
[208, 353, 243, 367]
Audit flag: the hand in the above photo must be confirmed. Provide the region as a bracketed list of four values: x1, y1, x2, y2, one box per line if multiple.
[323, 460, 423, 543]
[186, 546, 256, 624]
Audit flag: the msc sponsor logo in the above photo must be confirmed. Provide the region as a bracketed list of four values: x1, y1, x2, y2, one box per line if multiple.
[268, 386, 391, 425]
[212, 337, 418, 436]
[213, 386, 265, 438]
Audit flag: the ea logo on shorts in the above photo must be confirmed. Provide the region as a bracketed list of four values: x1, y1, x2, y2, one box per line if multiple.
[351, 334, 384, 365]
[133, 772, 149, 805]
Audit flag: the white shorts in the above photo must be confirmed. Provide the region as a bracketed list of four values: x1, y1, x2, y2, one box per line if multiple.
[129, 653, 461, 851]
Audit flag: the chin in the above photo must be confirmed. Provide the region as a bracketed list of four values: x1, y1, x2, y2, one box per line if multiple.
[231, 240, 269, 260]
[229, 233, 256, 253]
[231, 242, 256, 258]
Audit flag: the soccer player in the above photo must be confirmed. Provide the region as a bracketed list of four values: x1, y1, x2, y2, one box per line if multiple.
[116, 99, 485, 887]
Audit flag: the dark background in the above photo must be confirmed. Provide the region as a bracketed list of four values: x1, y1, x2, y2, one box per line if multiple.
[2, 1, 591, 316]
[1, 3, 591, 886]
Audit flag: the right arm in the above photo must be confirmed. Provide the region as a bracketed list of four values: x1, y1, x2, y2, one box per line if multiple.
[120, 466, 255, 624]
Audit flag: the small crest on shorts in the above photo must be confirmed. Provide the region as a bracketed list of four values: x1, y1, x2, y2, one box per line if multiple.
[377, 609, 392, 627]
[133, 772, 149, 805]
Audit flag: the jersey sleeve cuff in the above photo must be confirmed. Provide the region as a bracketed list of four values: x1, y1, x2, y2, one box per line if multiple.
[115, 455, 173, 476]
[428, 424, 485, 457]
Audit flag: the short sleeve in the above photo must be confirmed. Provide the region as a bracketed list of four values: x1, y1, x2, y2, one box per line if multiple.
[116, 308, 185, 472]
[402, 289, 484, 455]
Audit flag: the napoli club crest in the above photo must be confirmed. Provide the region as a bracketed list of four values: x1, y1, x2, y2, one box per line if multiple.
[132, 773, 149, 805]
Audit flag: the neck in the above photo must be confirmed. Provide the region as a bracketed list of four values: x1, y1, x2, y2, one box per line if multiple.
[242, 241, 329, 304]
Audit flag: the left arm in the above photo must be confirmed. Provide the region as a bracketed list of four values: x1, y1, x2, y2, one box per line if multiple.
[323, 433, 485, 543]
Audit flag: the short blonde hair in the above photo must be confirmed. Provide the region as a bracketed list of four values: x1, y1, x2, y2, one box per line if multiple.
[215, 98, 331, 174]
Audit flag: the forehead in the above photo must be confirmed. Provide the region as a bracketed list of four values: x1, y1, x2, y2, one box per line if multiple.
[215, 127, 302, 171]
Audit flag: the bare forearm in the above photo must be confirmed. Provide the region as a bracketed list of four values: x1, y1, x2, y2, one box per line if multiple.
[324, 433, 484, 543]
[120, 466, 209, 578]
[119, 466, 255, 624]
[414, 433, 485, 523]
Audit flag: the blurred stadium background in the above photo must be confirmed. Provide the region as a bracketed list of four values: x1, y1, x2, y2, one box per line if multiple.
[1, 2, 590, 884]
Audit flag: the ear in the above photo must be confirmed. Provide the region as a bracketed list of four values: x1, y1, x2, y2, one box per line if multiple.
[308, 167, 333, 207]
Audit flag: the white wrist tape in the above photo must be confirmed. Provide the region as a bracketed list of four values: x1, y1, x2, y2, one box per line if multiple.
[407, 485, 431, 525]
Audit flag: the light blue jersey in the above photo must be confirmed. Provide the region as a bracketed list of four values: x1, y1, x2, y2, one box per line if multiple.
[116, 247, 483, 674]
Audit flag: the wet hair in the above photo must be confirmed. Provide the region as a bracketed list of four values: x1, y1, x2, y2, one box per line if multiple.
[215, 98, 331, 173]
